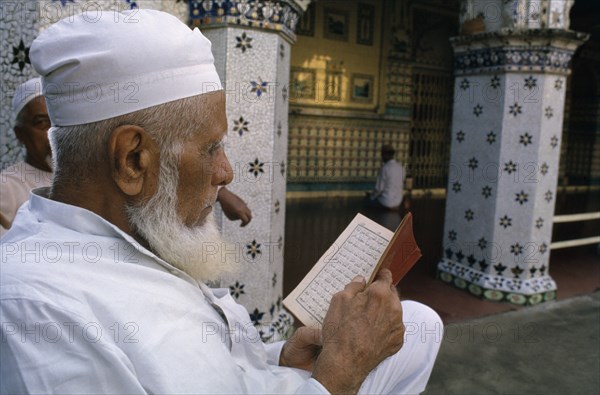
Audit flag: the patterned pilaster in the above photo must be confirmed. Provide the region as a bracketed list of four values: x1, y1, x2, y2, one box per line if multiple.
[438, 28, 587, 305]
[193, 0, 304, 341]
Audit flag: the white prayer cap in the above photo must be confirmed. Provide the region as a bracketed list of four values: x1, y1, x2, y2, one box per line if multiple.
[30, 9, 222, 127]
[12, 77, 43, 119]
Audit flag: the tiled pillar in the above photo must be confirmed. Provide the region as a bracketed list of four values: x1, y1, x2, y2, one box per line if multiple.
[189, 0, 306, 341]
[438, 1, 587, 305]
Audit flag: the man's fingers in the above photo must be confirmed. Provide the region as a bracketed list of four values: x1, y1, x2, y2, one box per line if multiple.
[343, 275, 366, 295]
[374, 268, 393, 284]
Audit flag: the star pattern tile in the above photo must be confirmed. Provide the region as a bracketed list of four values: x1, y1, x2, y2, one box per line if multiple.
[499, 215, 512, 228]
[519, 133, 533, 146]
[555, 78, 563, 90]
[478, 237, 488, 250]
[456, 130, 465, 142]
[510, 243, 524, 256]
[490, 75, 500, 89]
[448, 230, 457, 241]
[473, 104, 483, 117]
[11, 39, 30, 72]
[524, 75, 537, 90]
[460, 78, 470, 90]
[504, 160, 517, 174]
[464, 209, 474, 221]
[515, 190, 529, 205]
[550, 135, 559, 148]
[250, 78, 268, 97]
[229, 281, 246, 299]
[452, 182, 462, 193]
[540, 162, 549, 175]
[482, 185, 492, 198]
[545, 106, 554, 119]
[233, 116, 249, 136]
[509, 103, 522, 117]
[486, 131, 496, 144]
[535, 217, 544, 229]
[248, 158, 264, 177]
[468, 157, 479, 170]
[245, 240, 262, 259]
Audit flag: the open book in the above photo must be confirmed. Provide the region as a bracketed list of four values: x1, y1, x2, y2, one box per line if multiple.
[283, 212, 422, 328]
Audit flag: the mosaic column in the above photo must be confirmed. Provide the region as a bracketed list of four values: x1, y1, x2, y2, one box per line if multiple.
[438, 1, 587, 305]
[189, 0, 305, 341]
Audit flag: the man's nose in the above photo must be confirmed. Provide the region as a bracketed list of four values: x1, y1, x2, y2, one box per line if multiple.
[214, 151, 233, 186]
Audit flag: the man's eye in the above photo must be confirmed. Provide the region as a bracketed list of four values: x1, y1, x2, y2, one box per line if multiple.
[208, 141, 224, 155]
[35, 119, 51, 127]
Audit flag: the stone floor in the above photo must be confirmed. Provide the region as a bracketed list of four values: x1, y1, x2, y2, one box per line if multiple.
[424, 291, 600, 395]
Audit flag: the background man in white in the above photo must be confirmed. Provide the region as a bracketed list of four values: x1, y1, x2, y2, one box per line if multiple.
[0, 9, 442, 394]
[367, 144, 406, 210]
[0, 78, 52, 234]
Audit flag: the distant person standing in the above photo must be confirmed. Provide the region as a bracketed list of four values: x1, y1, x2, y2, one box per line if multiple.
[366, 144, 406, 210]
[0, 78, 53, 236]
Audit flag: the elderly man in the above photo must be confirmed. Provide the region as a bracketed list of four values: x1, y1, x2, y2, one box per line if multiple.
[0, 78, 52, 235]
[0, 81, 250, 235]
[0, 10, 442, 394]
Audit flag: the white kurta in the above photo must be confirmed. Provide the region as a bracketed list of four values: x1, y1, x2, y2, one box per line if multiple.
[372, 159, 405, 208]
[0, 161, 52, 235]
[0, 189, 442, 394]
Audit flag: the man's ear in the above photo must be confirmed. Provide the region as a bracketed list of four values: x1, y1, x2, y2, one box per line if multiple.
[108, 125, 158, 197]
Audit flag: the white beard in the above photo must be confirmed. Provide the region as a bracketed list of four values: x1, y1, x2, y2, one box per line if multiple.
[45, 154, 54, 171]
[127, 154, 240, 283]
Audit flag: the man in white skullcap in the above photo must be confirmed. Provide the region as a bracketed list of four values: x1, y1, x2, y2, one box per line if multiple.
[0, 78, 53, 235]
[0, 9, 442, 394]
[0, 79, 250, 234]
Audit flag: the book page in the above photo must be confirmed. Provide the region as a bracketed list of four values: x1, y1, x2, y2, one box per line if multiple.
[283, 214, 393, 328]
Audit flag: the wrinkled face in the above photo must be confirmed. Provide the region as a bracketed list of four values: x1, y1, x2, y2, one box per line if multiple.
[14, 96, 52, 172]
[127, 91, 238, 283]
[176, 91, 232, 227]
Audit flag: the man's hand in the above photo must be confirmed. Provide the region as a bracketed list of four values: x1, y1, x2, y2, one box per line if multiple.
[217, 187, 252, 226]
[311, 270, 405, 394]
[279, 327, 322, 372]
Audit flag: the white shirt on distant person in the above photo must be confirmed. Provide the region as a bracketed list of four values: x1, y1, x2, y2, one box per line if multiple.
[372, 159, 405, 208]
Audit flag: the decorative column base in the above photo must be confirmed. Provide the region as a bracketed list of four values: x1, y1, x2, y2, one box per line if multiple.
[438, 259, 556, 305]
